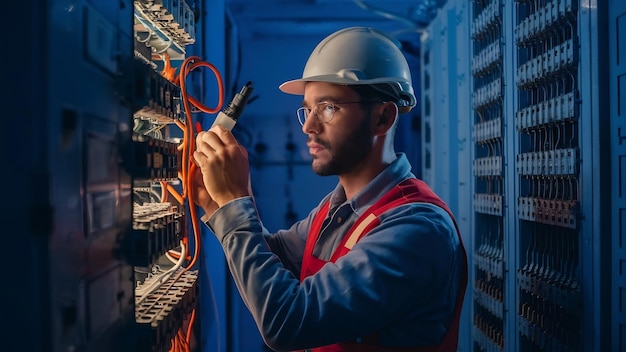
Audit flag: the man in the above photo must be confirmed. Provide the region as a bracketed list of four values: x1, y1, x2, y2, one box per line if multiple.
[193, 27, 467, 352]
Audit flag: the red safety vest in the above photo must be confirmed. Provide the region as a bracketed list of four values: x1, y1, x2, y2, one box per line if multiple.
[299, 178, 468, 352]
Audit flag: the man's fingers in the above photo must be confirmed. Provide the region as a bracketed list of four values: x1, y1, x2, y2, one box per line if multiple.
[209, 125, 239, 146]
[197, 130, 224, 150]
[193, 150, 206, 166]
[198, 128, 247, 162]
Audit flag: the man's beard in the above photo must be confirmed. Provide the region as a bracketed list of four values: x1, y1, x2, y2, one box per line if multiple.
[311, 115, 373, 176]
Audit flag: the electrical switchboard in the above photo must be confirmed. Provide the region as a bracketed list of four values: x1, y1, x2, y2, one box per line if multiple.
[6, 0, 214, 350]
[423, 0, 612, 351]
[128, 0, 209, 350]
[470, 1, 506, 350]
[513, 1, 582, 350]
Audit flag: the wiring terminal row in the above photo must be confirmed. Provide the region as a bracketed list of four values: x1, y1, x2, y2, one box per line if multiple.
[135, 268, 199, 351]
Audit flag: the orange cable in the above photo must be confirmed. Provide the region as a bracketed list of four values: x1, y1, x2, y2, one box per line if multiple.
[181, 74, 224, 345]
[166, 184, 184, 205]
[175, 119, 185, 131]
[177, 58, 224, 267]
[176, 56, 225, 197]
[177, 56, 200, 196]
[185, 308, 197, 347]
[180, 60, 195, 250]
[161, 57, 225, 352]
[184, 163, 202, 269]
[180, 328, 190, 350]
[160, 181, 168, 202]
[185, 60, 224, 114]
[178, 58, 192, 194]
[173, 330, 181, 352]
[167, 250, 181, 259]
[183, 122, 206, 269]
[160, 53, 177, 82]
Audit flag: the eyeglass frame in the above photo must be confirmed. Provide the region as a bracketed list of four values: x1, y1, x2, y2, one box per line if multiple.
[296, 100, 383, 126]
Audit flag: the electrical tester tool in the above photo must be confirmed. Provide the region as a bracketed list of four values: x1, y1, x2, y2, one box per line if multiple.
[211, 81, 254, 131]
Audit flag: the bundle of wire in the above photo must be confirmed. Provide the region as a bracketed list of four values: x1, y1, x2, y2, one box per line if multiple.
[138, 53, 225, 352]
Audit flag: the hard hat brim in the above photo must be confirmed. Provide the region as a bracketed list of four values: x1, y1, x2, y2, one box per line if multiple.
[279, 75, 369, 95]
[279, 75, 411, 96]
[278, 79, 307, 95]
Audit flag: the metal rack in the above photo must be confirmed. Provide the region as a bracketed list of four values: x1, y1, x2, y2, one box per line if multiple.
[470, 1, 506, 350]
[423, 0, 611, 351]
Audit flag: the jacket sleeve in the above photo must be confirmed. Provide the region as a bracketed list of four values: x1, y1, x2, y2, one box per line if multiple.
[206, 196, 462, 351]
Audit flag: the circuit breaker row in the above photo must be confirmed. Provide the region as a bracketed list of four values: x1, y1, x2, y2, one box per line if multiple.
[472, 78, 502, 109]
[131, 134, 180, 181]
[473, 194, 503, 216]
[514, 0, 577, 45]
[516, 39, 576, 88]
[515, 148, 578, 176]
[518, 290, 580, 351]
[474, 232, 505, 318]
[473, 117, 502, 143]
[470, 0, 499, 39]
[518, 197, 578, 229]
[515, 91, 577, 130]
[134, 61, 183, 123]
[134, 0, 196, 48]
[474, 223, 505, 351]
[131, 202, 185, 266]
[474, 231, 505, 322]
[474, 242, 504, 279]
[472, 41, 501, 76]
[519, 267, 581, 304]
[135, 269, 198, 352]
[475, 276, 504, 319]
[473, 156, 502, 177]
[473, 309, 505, 352]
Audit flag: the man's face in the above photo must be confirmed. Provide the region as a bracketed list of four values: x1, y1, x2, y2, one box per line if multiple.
[300, 82, 375, 176]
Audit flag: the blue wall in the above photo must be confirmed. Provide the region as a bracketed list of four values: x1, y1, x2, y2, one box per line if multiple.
[234, 33, 422, 231]
[214, 18, 424, 352]
[201, 2, 421, 352]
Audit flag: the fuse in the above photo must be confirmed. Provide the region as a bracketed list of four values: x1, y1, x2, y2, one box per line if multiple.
[538, 5, 546, 32]
[546, 98, 556, 123]
[550, 0, 558, 22]
[565, 92, 573, 119]
[546, 149, 556, 175]
[566, 200, 578, 228]
[553, 94, 562, 121]
[567, 148, 578, 174]
[559, 0, 566, 18]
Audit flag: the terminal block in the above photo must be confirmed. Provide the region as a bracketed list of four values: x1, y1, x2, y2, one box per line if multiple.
[134, 0, 196, 60]
[135, 269, 198, 352]
[131, 134, 179, 181]
[133, 59, 182, 124]
[129, 202, 185, 267]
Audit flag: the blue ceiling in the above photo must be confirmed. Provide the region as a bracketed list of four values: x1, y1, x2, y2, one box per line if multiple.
[224, 0, 445, 40]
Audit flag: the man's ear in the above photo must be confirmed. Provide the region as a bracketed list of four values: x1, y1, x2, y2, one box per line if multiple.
[373, 102, 398, 134]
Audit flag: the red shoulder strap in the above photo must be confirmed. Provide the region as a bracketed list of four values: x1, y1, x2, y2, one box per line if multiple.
[330, 178, 454, 261]
[300, 200, 330, 281]
[301, 179, 468, 352]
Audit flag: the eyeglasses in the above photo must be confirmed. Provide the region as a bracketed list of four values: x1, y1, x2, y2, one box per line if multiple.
[296, 101, 380, 126]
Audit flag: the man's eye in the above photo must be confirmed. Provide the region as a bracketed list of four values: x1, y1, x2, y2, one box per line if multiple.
[323, 103, 336, 113]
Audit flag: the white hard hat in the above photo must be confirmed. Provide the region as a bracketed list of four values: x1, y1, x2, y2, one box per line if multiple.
[279, 26, 417, 113]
